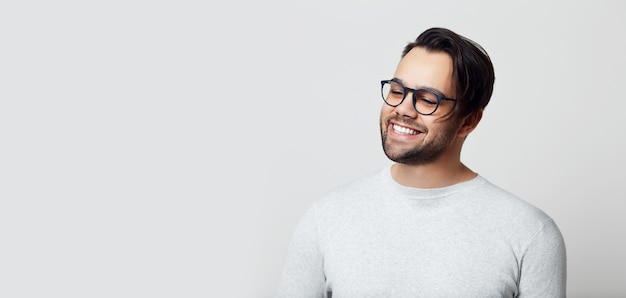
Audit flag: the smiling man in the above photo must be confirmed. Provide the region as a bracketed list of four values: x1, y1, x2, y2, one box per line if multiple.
[276, 28, 566, 297]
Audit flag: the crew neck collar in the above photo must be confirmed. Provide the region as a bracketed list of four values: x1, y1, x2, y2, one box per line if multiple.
[381, 165, 484, 200]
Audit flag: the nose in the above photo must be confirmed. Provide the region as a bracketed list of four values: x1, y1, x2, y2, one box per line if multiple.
[394, 93, 418, 119]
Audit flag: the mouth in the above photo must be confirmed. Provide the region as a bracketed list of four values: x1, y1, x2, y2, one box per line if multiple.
[391, 123, 422, 136]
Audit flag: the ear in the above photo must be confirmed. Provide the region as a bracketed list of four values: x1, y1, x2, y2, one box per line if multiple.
[457, 109, 483, 137]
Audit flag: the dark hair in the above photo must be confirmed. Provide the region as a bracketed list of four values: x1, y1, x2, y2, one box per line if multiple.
[402, 27, 495, 118]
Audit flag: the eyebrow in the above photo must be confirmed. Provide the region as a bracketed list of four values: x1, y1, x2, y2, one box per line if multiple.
[391, 77, 454, 99]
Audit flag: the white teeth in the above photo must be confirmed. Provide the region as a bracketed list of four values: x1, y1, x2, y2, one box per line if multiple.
[393, 124, 418, 135]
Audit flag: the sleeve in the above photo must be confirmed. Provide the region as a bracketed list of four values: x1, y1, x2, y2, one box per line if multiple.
[517, 219, 567, 298]
[275, 204, 326, 298]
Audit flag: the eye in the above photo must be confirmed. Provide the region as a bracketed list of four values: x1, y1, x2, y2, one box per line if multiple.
[391, 89, 404, 96]
[418, 97, 437, 105]
[415, 91, 438, 106]
[417, 95, 437, 105]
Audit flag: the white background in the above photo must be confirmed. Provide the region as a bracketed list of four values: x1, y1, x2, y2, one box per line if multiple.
[1, 0, 625, 297]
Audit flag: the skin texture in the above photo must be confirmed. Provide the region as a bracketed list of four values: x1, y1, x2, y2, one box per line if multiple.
[380, 47, 483, 188]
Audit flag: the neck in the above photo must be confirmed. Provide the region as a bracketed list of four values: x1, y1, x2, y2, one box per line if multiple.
[390, 142, 477, 189]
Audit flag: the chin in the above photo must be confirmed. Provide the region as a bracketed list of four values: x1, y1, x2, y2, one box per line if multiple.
[382, 140, 447, 165]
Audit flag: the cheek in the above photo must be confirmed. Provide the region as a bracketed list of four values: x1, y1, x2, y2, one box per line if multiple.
[379, 107, 390, 131]
[426, 122, 459, 140]
[380, 107, 392, 127]
[380, 104, 394, 117]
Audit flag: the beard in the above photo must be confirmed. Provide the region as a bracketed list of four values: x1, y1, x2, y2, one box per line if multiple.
[380, 116, 460, 165]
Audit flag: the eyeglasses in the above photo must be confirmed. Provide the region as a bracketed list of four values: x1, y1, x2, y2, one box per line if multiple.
[381, 80, 457, 115]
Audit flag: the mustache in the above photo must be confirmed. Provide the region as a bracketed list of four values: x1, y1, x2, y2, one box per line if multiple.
[385, 116, 427, 132]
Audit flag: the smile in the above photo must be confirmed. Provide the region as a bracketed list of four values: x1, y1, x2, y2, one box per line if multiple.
[392, 124, 419, 135]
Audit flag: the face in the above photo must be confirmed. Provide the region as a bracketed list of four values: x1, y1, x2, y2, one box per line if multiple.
[380, 47, 462, 165]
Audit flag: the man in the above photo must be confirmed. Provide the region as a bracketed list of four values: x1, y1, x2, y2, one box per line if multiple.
[276, 27, 566, 297]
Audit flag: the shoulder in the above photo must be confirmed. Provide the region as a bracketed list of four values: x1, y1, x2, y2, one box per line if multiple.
[300, 168, 388, 227]
[472, 176, 552, 223]
[315, 168, 386, 207]
[470, 176, 563, 248]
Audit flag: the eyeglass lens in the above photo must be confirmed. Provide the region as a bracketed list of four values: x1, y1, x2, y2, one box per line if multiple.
[381, 81, 442, 115]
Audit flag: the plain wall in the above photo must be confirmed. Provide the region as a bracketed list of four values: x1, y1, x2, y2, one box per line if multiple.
[1, 0, 625, 297]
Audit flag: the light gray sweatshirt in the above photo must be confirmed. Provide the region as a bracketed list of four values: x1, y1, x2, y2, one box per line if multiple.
[277, 167, 566, 297]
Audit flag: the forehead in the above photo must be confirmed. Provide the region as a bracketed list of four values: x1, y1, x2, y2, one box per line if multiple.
[393, 47, 454, 97]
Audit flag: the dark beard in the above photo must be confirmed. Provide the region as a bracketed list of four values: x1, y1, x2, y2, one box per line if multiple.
[382, 138, 443, 165]
[380, 117, 459, 165]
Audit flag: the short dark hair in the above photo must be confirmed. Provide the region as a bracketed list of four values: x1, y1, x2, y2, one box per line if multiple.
[402, 27, 495, 118]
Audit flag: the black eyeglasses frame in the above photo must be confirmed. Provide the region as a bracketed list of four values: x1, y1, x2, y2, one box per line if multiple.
[380, 79, 457, 116]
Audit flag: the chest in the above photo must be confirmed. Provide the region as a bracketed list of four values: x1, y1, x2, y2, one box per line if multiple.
[321, 214, 520, 297]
